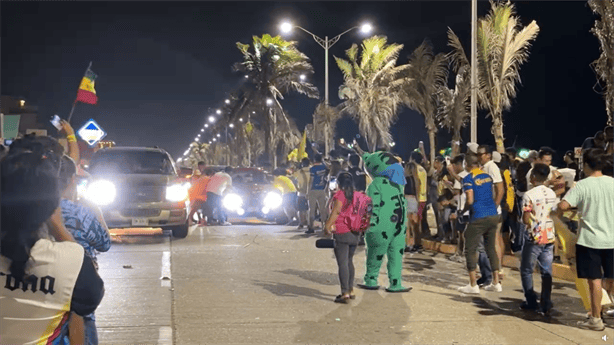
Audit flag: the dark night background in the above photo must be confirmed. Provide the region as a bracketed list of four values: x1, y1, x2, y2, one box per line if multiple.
[1, 1, 608, 164]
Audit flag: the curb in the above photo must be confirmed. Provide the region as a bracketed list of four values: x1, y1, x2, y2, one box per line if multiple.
[421, 239, 576, 283]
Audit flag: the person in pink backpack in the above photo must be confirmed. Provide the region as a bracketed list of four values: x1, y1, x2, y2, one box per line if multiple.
[325, 172, 372, 303]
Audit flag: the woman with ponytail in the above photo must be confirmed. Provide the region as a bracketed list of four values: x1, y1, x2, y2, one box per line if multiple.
[325, 172, 362, 303]
[1, 151, 104, 344]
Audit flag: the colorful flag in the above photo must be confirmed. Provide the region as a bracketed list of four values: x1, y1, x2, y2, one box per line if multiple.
[297, 129, 307, 161]
[76, 69, 98, 105]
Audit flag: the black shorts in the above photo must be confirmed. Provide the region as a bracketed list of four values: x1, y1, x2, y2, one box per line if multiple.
[576, 244, 614, 279]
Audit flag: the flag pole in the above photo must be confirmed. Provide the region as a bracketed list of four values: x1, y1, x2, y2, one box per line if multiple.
[67, 61, 92, 124]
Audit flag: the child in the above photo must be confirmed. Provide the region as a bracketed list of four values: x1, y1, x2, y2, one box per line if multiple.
[325, 172, 362, 303]
[520, 163, 558, 314]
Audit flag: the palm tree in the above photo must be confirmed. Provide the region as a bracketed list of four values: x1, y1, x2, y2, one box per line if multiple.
[335, 36, 411, 152]
[476, 0, 540, 153]
[232, 34, 319, 167]
[402, 41, 449, 167]
[589, 0, 614, 126]
[312, 102, 341, 156]
[439, 29, 472, 157]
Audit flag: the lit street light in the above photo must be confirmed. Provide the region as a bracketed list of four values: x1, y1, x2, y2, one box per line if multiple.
[216, 109, 222, 115]
[205, 124, 209, 128]
[195, 138, 199, 142]
[280, 20, 373, 105]
[225, 99, 230, 104]
[266, 98, 273, 106]
[217, 133, 221, 138]
[239, 118, 243, 122]
[208, 116, 215, 123]
[229, 123, 235, 128]
[299, 74, 306, 81]
[213, 138, 217, 142]
[201, 129, 204, 132]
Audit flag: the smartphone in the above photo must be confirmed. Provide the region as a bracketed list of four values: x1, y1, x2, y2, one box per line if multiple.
[50, 115, 62, 130]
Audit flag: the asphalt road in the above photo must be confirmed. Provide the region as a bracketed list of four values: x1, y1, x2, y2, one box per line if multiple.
[96, 220, 613, 344]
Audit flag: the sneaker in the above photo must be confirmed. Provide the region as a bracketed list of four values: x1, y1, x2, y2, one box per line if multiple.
[520, 301, 539, 311]
[577, 316, 605, 331]
[476, 277, 492, 287]
[305, 228, 315, 234]
[457, 284, 480, 294]
[483, 283, 502, 292]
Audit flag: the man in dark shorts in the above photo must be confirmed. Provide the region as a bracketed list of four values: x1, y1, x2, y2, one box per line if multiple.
[557, 148, 614, 331]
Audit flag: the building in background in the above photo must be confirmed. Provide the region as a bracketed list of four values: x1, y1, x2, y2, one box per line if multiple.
[1, 95, 46, 140]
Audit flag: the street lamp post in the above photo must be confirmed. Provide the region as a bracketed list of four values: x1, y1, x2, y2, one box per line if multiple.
[280, 22, 372, 105]
[470, 0, 478, 144]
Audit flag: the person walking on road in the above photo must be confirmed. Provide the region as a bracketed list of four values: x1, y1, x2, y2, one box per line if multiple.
[325, 172, 363, 303]
[520, 163, 558, 315]
[306, 154, 329, 234]
[555, 149, 614, 331]
[457, 154, 502, 294]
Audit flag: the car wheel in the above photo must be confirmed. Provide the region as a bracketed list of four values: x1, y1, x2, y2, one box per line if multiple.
[170, 224, 189, 239]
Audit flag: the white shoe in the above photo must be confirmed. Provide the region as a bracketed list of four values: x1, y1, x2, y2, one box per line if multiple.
[221, 221, 232, 226]
[483, 283, 502, 292]
[457, 284, 480, 294]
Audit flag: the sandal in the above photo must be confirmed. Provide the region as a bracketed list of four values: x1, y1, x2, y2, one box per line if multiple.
[334, 294, 350, 304]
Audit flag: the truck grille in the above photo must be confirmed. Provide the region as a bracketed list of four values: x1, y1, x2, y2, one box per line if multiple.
[121, 185, 165, 203]
[121, 209, 161, 217]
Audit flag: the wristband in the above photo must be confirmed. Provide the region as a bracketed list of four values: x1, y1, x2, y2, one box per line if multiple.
[67, 134, 77, 142]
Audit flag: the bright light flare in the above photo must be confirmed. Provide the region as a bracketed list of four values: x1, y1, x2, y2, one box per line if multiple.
[216, 109, 222, 114]
[166, 183, 189, 202]
[299, 74, 306, 81]
[360, 23, 373, 34]
[85, 180, 116, 206]
[229, 124, 235, 128]
[280, 22, 293, 33]
[223, 193, 243, 211]
[225, 99, 230, 104]
[208, 116, 215, 123]
[263, 192, 283, 209]
[201, 129, 204, 132]
[266, 98, 273, 105]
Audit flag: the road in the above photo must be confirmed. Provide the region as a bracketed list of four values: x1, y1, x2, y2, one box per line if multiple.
[96, 220, 612, 344]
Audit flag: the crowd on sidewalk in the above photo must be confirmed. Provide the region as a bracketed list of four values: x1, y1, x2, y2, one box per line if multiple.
[1, 121, 110, 344]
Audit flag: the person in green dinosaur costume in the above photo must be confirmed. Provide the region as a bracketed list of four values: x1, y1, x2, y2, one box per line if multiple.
[357, 150, 412, 292]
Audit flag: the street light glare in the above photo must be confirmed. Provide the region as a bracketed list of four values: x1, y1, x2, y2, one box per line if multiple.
[208, 116, 215, 123]
[229, 124, 235, 128]
[266, 98, 273, 105]
[205, 124, 209, 128]
[217, 134, 221, 137]
[213, 138, 217, 142]
[225, 99, 230, 104]
[239, 118, 243, 122]
[360, 23, 373, 34]
[299, 74, 306, 81]
[280, 22, 292, 33]
[216, 109, 222, 114]
[201, 129, 204, 132]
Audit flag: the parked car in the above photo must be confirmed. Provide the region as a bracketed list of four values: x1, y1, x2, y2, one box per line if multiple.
[223, 167, 286, 223]
[84, 147, 190, 238]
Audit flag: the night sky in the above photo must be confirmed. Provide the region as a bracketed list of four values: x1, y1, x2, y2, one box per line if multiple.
[1, 1, 608, 164]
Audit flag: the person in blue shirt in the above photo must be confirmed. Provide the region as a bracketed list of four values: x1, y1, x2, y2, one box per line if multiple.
[457, 153, 502, 294]
[306, 153, 330, 234]
[59, 155, 111, 345]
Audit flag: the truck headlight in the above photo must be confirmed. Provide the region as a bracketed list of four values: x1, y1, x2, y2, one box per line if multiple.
[263, 191, 282, 209]
[166, 183, 189, 202]
[85, 180, 116, 206]
[223, 193, 243, 211]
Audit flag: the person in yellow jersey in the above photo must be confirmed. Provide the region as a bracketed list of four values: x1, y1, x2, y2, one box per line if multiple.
[273, 168, 298, 225]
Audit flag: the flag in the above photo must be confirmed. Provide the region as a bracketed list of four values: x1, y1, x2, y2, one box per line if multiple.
[297, 129, 307, 161]
[76, 69, 98, 105]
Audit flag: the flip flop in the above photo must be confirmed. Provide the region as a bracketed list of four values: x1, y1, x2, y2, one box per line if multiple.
[357, 283, 380, 290]
[386, 287, 413, 293]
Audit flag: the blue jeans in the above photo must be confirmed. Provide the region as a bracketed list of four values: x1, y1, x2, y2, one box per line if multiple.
[477, 238, 492, 283]
[520, 241, 554, 310]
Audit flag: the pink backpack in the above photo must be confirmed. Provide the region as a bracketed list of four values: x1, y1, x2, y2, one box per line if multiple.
[344, 192, 373, 232]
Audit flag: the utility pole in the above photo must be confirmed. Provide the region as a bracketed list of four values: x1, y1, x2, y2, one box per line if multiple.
[470, 0, 478, 143]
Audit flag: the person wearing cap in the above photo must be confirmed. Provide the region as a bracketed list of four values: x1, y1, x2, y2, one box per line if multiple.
[477, 145, 505, 269]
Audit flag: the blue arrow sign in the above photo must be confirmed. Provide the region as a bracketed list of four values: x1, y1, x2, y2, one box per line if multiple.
[77, 119, 106, 146]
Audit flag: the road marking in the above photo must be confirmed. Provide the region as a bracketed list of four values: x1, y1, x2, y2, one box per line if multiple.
[161, 251, 171, 287]
[158, 326, 172, 345]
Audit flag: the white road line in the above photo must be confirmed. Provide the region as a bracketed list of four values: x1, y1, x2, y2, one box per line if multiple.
[158, 326, 172, 345]
[161, 251, 171, 287]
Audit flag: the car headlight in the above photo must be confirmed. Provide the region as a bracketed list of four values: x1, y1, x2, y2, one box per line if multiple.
[85, 180, 116, 206]
[223, 193, 243, 211]
[166, 183, 189, 202]
[263, 191, 283, 209]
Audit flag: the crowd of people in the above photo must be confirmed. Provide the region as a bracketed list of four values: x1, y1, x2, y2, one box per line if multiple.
[1, 121, 109, 344]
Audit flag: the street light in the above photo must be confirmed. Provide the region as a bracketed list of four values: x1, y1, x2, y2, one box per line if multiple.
[280, 20, 373, 105]
[225, 99, 230, 104]
[299, 74, 306, 81]
[201, 129, 204, 132]
[217, 133, 221, 138]
[213, 138, 217, 142]
[239, 118, 243, 122]
[266, 98, 273, 106]
[229, 123, 235, 128]
[208, 116, 215, 123]
[216, 109, 222, 115]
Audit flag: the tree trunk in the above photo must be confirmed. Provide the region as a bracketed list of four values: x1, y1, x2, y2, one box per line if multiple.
[451, 131, 462, 157]
[492, 115, 505, 153]
[428, 129, 437, 173]
[324, 126, 329, 158]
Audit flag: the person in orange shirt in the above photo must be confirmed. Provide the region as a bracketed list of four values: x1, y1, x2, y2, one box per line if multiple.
[188, 169, 213, 226]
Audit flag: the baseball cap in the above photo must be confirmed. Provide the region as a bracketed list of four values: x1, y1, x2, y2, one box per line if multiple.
[466, 142, 479, 154]
[492, 151, 502, 163]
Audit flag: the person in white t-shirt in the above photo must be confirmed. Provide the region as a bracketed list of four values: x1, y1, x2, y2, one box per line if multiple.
[556, 148, 614, 331]
[206, 166, 234, 225]
[525, 147, 565, 198]
[520, 163, 558, 315]
[477, 145, 505, 274]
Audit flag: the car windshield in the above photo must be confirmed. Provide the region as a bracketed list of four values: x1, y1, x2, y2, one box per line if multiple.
[90, 151, 175, 175]
[232, 170, 269, 184]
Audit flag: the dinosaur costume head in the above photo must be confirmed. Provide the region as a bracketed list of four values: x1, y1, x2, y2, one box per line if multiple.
[362, 151, 406, 186]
